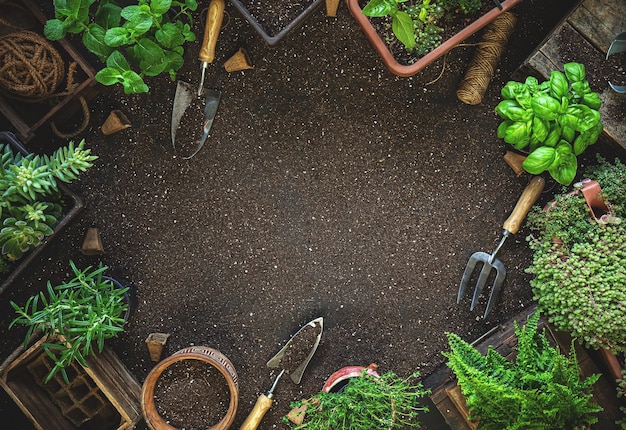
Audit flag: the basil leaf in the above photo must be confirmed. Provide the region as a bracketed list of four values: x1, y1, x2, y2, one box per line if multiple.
[543, 124, 561, 147]
[582, 93, 601, 110]
[531, 95, 560, 120]
[392, 12, 416, 49]
[495, 100, 531, 121]
[564, 62, 586, 83]
[503, 121, 531, 148]
[362, 0, 393, 17]
[549, 71, 569, 99]
[497, 120, 512, 139]
[532, 116, 549, 142]
[573, 133, 591, 155]
[523, 146, 556, 174]
[566, 104, 600, 132]
[549, 143, 577, 185]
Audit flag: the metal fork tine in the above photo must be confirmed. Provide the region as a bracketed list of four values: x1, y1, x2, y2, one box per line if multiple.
[457, 251, 489, 303]
[470, 262, 493, 311]
[483, 260, 507, 318]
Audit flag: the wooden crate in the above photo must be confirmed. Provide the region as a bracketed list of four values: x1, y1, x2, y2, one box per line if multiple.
[515, 0, 626, 150]
[0, 335, 142, 430]
[0, 0, 99, 143]
[426, 306, 625, 429]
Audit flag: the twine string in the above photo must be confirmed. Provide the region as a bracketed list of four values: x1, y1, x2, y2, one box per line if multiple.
[456, 12, 517, 105]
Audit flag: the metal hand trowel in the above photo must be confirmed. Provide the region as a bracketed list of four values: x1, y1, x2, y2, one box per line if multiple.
[239, 317, 323, 430]
[171, 81, 221, 159]
[170, 0, 224, 159]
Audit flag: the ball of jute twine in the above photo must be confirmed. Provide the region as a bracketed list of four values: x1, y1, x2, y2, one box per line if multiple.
[0, 30, 65, 100]
[0, 30, 90, 138]
[457, 12, 517, 105]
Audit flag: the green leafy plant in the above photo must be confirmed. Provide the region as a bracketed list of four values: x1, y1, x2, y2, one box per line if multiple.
[443, 311, 603, 429]
[9, 261, 129, 383]
[0, 140, 96, 268]
[525, 157, 626, 352]
[495, 62, 603, 185]
[362, 0, 482, 54]
[44, 0, 197, 94]
[284, 370, 429, 429]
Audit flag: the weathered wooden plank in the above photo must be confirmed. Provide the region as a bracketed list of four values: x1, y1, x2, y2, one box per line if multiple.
[568, 0, 626, 52]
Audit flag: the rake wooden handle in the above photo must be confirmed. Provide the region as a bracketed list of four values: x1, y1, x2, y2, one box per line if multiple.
[503, 176, 545, 234]
[199, 0, 225, 64]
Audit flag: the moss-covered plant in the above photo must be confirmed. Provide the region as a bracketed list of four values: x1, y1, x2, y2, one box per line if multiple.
[443, 311, 603, 429]
[525, 156, 626, 352]
[10, 261, 129, 383]
[284, 370, 429, 429]
[362, 0, 482, 56]
[0, 140, 97, 273]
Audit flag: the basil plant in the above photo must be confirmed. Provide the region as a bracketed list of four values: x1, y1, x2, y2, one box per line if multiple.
[495, 62, 603, 185]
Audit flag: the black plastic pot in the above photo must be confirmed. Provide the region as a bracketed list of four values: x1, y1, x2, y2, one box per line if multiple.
[229, 0, 324, 46]
[0, 131, 85, 296]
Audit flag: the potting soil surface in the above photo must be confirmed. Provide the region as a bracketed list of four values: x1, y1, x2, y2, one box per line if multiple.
[0, 0, 623, 428]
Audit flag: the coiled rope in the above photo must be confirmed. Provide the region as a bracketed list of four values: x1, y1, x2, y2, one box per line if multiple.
[0, 30, 90, 138]
[456, 12, 517, 105]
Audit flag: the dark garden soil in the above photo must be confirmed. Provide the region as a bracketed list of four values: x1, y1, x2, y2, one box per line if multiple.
[0, 0, 625, 429]
[154, 360, 231, 428]
[238, 0, 316, 35]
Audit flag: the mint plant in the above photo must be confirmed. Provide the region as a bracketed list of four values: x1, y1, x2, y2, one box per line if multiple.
[495, 62, 603, 185]
[10, 261, 129, 383]
[362, 0, 482, 55]
[0, 140, 96, 268]
[44, 0, 197, 94]
[525, 157, 626, 352]
[443, 311, 603, 429]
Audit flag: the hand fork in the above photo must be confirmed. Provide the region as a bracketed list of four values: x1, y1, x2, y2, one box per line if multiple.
[457, 176, 545, 318]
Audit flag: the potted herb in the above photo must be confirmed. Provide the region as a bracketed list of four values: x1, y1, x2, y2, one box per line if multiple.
[44, 0, 198, 93]
[9, 260, 130, 383]
[0, 132, 95, 292]
[495, 62, 603, 185]
[443, 311, 603, 429]
[284, 366, 430, 429]
[525, 156, 626, 353]
[347, 0, 522, 77]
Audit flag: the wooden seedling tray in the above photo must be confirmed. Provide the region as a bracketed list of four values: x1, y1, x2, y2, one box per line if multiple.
[0, 0, 98, 142]
[0, 334, 142, 430]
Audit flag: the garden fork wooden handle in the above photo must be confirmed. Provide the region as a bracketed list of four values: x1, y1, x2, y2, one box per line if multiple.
[502, 176, 545, 235]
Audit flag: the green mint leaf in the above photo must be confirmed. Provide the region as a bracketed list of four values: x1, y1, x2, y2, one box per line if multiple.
[83, 24, 113, 60]
[44, 19, 67, 40]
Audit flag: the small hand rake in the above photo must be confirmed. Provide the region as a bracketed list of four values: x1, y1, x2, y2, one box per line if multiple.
[457, 176, 545, 318]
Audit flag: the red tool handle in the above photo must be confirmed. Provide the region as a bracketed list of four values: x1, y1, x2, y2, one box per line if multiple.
[199, 0, 225, 64]
[503, 176, 545, 235]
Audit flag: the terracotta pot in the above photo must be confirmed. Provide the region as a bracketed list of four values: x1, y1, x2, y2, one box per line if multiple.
[346, 0, 522, 77]
[141, 346, 239, 430]
[322, 363, 380, 393]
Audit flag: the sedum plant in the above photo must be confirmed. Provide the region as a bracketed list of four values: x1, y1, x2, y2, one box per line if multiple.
[284, 370, 429, 429]
[9, 261, 129, 383]
[0, 140, 97, 267]
[525, 156, 626, 353]
[495, 62, 603, 185]
[362, 0, 482, 55]
[44, 0, 197, 94]
[443, 311, 603, 429]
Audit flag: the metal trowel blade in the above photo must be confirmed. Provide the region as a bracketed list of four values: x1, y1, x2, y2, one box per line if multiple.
[171, 81, 200, 149]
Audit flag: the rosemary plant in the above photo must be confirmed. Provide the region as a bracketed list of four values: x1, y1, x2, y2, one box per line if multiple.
[443, 311, 603, 429]
[0, 140, 96, 266]
[284, 370, 429, 429]
[525, 156, 626, 352]
[10, 261, 129, 383]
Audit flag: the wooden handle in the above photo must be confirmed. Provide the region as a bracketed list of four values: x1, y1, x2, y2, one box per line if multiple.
[239, 393, 274, 430]
[199, 0, 225, 63]
[502, 176, 545, 234]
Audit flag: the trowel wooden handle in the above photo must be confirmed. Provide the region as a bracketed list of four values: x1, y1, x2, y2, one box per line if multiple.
[239, 393, 273, 430]
[503, 176, 545, 235]
[199, 0, 225, 63]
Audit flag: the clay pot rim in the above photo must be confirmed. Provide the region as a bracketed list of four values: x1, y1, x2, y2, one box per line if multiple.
[346, 0, 523, 77]
[141, 346, 239, 430]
